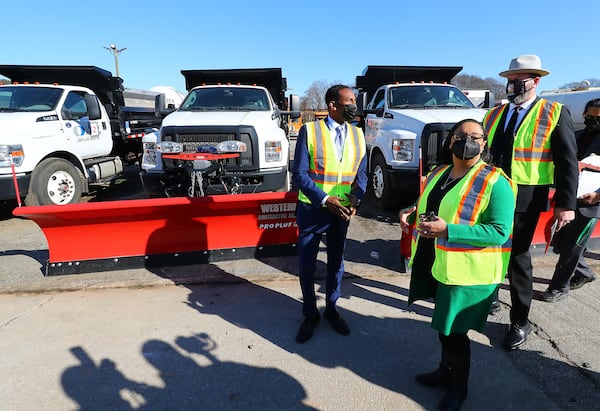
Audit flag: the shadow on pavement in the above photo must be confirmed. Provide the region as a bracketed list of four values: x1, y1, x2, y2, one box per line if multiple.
[62, 336, 317, 410]
[59, 274, 600, 410]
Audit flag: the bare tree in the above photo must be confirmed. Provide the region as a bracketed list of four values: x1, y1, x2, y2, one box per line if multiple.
[301, 80, 329, 110]
[452, 74, 507, 99]
[301, 79, 346, 110]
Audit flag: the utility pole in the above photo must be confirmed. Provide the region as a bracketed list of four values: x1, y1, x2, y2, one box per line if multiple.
[103, 43, 127, 78]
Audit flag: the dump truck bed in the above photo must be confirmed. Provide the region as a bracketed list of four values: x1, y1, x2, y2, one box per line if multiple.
[356, 65, 463, 98]
[181, 68, 287, 108]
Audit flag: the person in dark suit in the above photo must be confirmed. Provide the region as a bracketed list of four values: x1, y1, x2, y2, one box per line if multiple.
[542, 98, 600, 302]
[483, 54, 579, 350]
[292, 84, 367, 344]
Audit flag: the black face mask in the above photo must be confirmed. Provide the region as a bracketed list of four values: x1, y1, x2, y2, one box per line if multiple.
[584, 116, 600, 132]
[338, 103, 358, 122]
[452, 138, 481, 160]
[506, 78, 534, 104]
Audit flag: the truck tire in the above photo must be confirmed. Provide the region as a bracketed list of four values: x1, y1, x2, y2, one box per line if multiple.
[370, 152, 395, 210]
[26, 158, 85, 206]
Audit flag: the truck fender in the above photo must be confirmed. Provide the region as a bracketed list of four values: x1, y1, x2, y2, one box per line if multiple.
[38, 151, 89, 182]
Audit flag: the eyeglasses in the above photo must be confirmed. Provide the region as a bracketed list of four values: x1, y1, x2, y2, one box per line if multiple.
[451, 132, 485, 141]
[584, 115, 600, 120]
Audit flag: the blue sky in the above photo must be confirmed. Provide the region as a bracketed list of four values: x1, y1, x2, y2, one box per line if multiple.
[2, 0, 597, 97]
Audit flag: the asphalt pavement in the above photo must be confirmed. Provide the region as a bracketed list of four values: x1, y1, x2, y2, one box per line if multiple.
[1, 202, 600, 410]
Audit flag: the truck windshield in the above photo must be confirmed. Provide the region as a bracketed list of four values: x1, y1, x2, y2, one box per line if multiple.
[180, 87, 270, 111]
[0, 86, 63, 112]
[388, 85, 475, 109]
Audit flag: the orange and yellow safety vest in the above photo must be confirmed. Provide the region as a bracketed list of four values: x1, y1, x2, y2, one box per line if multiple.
[483, 99, 562, 185]
[298, 120, 366, 206]
[410, 161, 515, 285]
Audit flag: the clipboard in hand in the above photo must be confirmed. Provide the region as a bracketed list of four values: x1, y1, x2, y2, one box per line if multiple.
[578, 155, 600, 198]
[544, 218, 558, 254]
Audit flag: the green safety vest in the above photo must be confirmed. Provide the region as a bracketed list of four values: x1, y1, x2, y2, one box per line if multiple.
[410, 161, 515, 285]
[483, 99, 562, 185]
[298, 120, 366, 206]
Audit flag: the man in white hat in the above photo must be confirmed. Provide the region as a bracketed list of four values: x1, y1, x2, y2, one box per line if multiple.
[483, 54, 579, 350]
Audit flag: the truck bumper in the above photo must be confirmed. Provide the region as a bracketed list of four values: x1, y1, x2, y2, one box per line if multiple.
[0, 173, 30, 201]
[140, 167, 288, 197]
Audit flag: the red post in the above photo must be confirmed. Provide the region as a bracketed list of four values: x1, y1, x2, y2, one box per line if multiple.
[10, 153, 22, 207]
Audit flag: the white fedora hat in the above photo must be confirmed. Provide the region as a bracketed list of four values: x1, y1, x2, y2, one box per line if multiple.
[499, 54, 550, 78]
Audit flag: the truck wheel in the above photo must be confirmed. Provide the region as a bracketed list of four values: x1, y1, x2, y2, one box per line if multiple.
[26, 158, 84, 206]
[370, 152, 394, 210]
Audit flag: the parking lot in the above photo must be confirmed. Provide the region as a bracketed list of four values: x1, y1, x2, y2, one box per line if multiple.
[1, 159, 600, 410]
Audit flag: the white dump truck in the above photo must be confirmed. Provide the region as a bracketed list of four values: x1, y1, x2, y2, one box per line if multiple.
[0, 65, 168, 206]
[356, 65, 487, 209]
[140, 68, 300, 197]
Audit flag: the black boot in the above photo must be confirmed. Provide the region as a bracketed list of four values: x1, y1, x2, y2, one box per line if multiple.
[438, 347, 469, 411]
[415, 350, 450, 387]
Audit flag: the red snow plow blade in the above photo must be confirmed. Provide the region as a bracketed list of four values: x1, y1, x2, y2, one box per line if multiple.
[13, 192, 299, 276]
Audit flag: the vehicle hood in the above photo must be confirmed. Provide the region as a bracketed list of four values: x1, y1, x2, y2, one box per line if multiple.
[389, 107, 487, 124]
[0, 112, 57, 141]
[161, 110, 273, 127]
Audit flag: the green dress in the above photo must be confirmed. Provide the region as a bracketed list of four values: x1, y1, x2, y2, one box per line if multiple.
[408, 166, 515, 335]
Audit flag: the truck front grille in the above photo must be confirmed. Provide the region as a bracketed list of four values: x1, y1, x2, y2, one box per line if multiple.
[161, 126, 257, 169]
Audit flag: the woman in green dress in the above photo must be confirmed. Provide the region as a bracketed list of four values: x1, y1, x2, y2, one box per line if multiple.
[400, 119, 516, 411]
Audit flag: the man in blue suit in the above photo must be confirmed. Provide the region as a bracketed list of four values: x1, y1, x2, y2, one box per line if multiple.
[292, 84, 367, 343]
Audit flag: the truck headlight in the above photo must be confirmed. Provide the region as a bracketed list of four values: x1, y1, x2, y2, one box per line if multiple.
[156, 141, 183, 153]
[143, 142, 156, 151]
[0, 145, 24, 167]
[217, 140, 247, 153]
[265, 141, 282, 162]
[392, 139, 413, 161]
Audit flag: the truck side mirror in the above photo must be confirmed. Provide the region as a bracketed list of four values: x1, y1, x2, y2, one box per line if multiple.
[84, 94, 102, 120]
[280, 94, 301, 120]
[155, 93, 176, 117]
[356, 92, 367, 116]
[288, 94, 301, 119]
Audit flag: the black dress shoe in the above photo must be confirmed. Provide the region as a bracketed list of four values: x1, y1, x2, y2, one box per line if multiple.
[503, 322, 530, 350]
[323, 308, 350, 335]
[488, 300, 501, 315]
[541, 288, 568, 303]
[570, 275, 596, 290]
[295, 314, 320, 343]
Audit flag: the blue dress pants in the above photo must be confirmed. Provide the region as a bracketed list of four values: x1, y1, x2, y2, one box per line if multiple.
[296, 202, 349, 318]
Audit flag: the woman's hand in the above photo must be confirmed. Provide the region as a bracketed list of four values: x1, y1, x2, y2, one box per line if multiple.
[418, 216, 448, 239]
[399, 206, 416, 234]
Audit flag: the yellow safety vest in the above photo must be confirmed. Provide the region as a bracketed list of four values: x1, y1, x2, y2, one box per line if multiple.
[410, 161, 514, 285]
[298, 120, 366, 206]
[483, 99, 562, 185]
